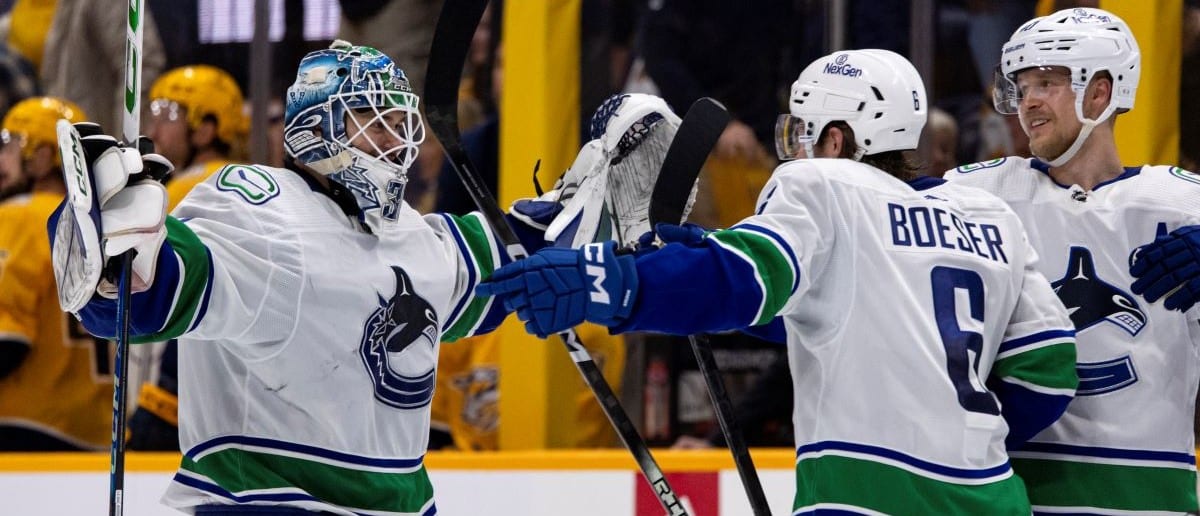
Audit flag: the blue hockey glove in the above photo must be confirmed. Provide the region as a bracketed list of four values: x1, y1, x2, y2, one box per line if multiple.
[635, 223, 710, 253]
[1130, 225, 1200, 312]
[476, 241, 639, 338]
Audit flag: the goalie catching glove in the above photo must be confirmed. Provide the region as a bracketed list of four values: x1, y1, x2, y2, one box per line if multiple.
[508, 93, 696, 249]
[51, 121, 173, 313]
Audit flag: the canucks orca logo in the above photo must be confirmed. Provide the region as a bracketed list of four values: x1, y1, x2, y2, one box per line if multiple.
[359, 266, 440, 409]
[1052, 246, 1146, 336]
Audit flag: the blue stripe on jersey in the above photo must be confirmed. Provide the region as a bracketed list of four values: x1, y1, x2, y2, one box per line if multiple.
[179, 472, 440, 516]
[611, 239, 763, 335]
[173, 473, 338, 508]
[440, 213, 478, 330]
[991, 380, 1072, 448]
[188, 435, 426, 469]
[188, 247, 216, 332]
[77, 240, 183, 338]
[793, 509, 865, 515]
[731, 222, 802, 293]
[796, 441, 1011, 480]
[1017, 442, 1196, 465]
[999, 329, 1075, 355]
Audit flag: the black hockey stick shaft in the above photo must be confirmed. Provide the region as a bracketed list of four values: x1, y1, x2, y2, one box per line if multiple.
[651, 98, 772, 515]
[425, 2, 687, 514]
[110, 1, 145, 514]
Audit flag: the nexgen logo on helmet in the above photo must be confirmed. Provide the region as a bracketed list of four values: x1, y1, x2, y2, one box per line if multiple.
[823, 54, 863, 78]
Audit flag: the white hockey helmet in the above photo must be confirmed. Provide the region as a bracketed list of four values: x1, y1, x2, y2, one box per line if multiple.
[992, 8, 1140, 166]
[776, 49, 927, 161]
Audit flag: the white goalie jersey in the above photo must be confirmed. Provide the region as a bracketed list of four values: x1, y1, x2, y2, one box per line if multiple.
[76, 164, 507, 515]
[946, 157, 1200, 513]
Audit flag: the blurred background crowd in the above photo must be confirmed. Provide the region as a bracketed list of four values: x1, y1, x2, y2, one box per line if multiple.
[0, 0, 1197, 454]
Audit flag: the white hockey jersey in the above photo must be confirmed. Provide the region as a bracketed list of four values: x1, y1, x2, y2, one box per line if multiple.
[80, 164, 507, 515]
[946, 158, 1200, 514]
[621, 158, 1078, 514]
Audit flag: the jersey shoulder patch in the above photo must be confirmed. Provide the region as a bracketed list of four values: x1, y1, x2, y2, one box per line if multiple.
[1167, 166, 1200, 187]
[215, 165, 281, 205]
[953, 157, 1009, 174]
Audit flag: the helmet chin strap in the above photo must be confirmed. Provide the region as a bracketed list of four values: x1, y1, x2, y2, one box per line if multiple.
[1041, 91, 1117, 168]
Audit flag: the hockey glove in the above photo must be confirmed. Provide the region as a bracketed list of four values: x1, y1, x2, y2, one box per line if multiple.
[1130, 225, 1200, 312]
[507, 94, 688, 249]
[476, 241, 638, 338]
[51, 121, 173, 312]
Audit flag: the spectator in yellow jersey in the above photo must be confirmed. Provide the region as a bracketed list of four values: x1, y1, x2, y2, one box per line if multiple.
[148, 64, 248, 211]
[126, 64, 248, 451]
[0, 97, 107, 451]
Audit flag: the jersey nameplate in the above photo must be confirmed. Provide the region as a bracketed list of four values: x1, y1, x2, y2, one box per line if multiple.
[887, 202, 1009, 264]
[216, 166, 281, 205]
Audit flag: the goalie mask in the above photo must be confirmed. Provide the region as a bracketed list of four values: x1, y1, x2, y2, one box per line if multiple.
[776, 49, 927, 161]
[521, 93, 683, 248]
[284, 40, 425, 221]
[992, 7, 1140, 167]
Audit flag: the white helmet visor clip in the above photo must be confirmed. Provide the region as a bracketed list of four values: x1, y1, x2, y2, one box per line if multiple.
[774, 114, 814, 161]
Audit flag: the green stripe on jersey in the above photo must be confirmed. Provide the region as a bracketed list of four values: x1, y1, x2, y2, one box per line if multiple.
[794, 454, 1029, 515]
[992, 341, 1078, 391]
[1013, 457, 1199, 513]
[182, 448, 434, 514]
[442, 213, 498, 342]
[708, 228, 795, 325]
[132, 216, 209, 343]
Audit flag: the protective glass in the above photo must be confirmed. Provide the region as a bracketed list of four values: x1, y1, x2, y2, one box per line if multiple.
[774, 114, 812, 160]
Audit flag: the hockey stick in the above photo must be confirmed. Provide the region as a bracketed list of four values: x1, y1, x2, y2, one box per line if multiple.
[110, 1, 145, 514]
[650, 98, 772, 516]
[424, 2, 686, 514]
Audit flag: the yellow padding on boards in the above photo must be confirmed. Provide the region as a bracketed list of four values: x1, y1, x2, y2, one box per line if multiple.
[0, 449, 801, 472]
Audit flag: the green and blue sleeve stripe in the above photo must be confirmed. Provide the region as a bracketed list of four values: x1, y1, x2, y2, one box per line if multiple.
[75, 216, 213, 343]
[988, 329, 1077, 447]
[441, 212, 511, 341]
[613, 224, 799, 335]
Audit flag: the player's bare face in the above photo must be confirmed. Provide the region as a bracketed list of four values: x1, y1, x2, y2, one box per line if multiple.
[0, 138, 23, 197]
[1015, 67, 1079, 160]
[147, 99, 192, 168]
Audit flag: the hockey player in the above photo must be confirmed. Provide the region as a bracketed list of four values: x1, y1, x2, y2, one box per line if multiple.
[50, 41, 677, 514]
[0, 97, 105, 451]
[127, 64, 249, 451]
[149, 64, 248, 209]
[479, 49, 1079, 514]
[946, 7, 1200, 513]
